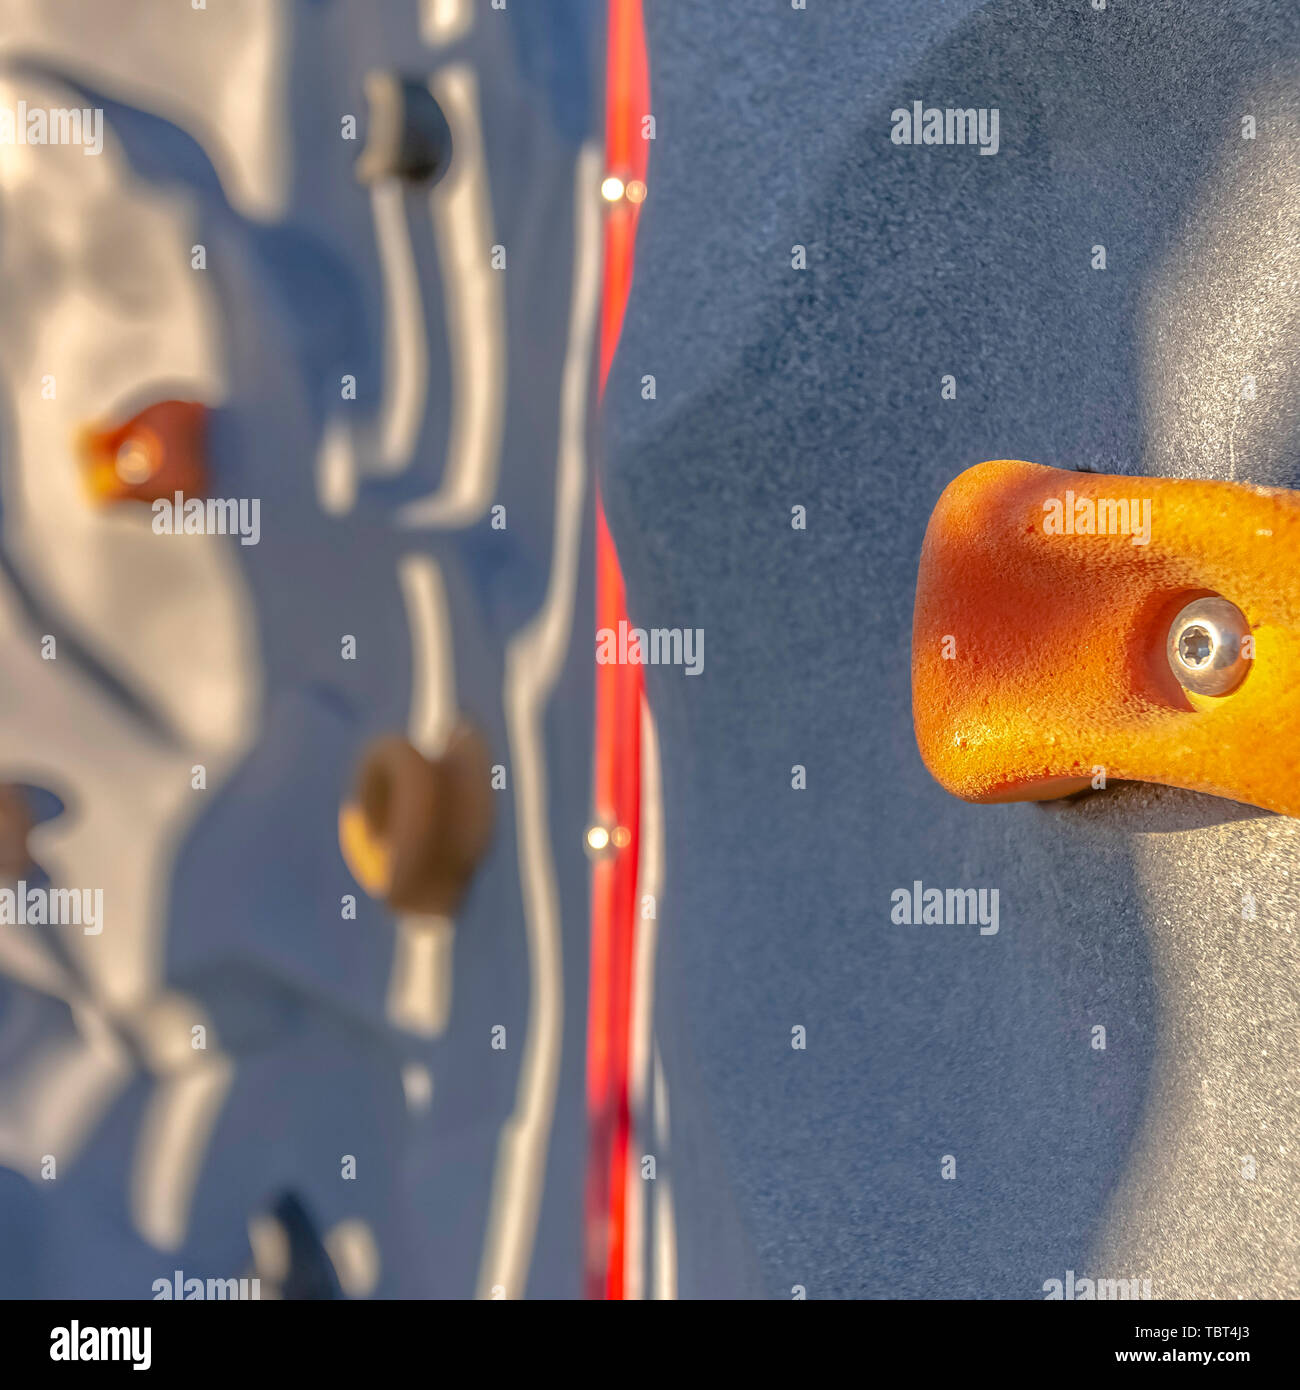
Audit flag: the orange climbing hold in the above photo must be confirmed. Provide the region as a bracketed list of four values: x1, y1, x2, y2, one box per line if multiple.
[338, 725, 494, 918]
[77, 399, 208, 504]
[912, 459, 1300, 817]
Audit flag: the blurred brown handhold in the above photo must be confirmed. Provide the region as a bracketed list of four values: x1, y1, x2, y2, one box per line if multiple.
[0, 785, 32, 879]
[77, 400, 209, 504]
[339, 724, 493, 917]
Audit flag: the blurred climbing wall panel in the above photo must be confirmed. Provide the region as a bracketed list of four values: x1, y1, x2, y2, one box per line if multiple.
[0, 0, 601, 1299]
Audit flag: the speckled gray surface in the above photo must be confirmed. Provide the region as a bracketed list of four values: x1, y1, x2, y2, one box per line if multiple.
[605, 0, 1300, 1297]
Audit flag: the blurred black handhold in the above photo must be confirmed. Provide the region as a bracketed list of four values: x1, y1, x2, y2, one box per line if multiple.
[271, 1191, 343, 1300]
[355, 73, 453, 186]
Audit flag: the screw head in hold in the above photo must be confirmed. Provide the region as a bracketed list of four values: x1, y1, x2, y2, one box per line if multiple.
[1166, 596, 1251, 696]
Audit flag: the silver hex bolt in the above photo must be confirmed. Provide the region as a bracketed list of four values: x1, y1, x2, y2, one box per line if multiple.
[1166, 596, 1252, 697]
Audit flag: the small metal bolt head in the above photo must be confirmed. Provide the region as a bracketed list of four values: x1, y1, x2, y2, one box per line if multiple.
[1166, 596, 1251, 696]
[115, 436, 155, 485]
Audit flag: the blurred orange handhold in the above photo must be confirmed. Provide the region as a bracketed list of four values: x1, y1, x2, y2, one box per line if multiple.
[0, 785, 32, 878]
[77, 399, 208, 504]
[338, 727, 494, 919]
[912, 459, 1300, 817]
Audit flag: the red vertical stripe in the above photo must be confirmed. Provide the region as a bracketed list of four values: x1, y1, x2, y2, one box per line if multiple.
[586, 0, 650, 1301]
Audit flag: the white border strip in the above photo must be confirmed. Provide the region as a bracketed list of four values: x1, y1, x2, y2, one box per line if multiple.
[475, 143, 601, 1299]
[387, 554, 458, 1038]
[400, 66, 504, 528]
[370, 179, 430, 475]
